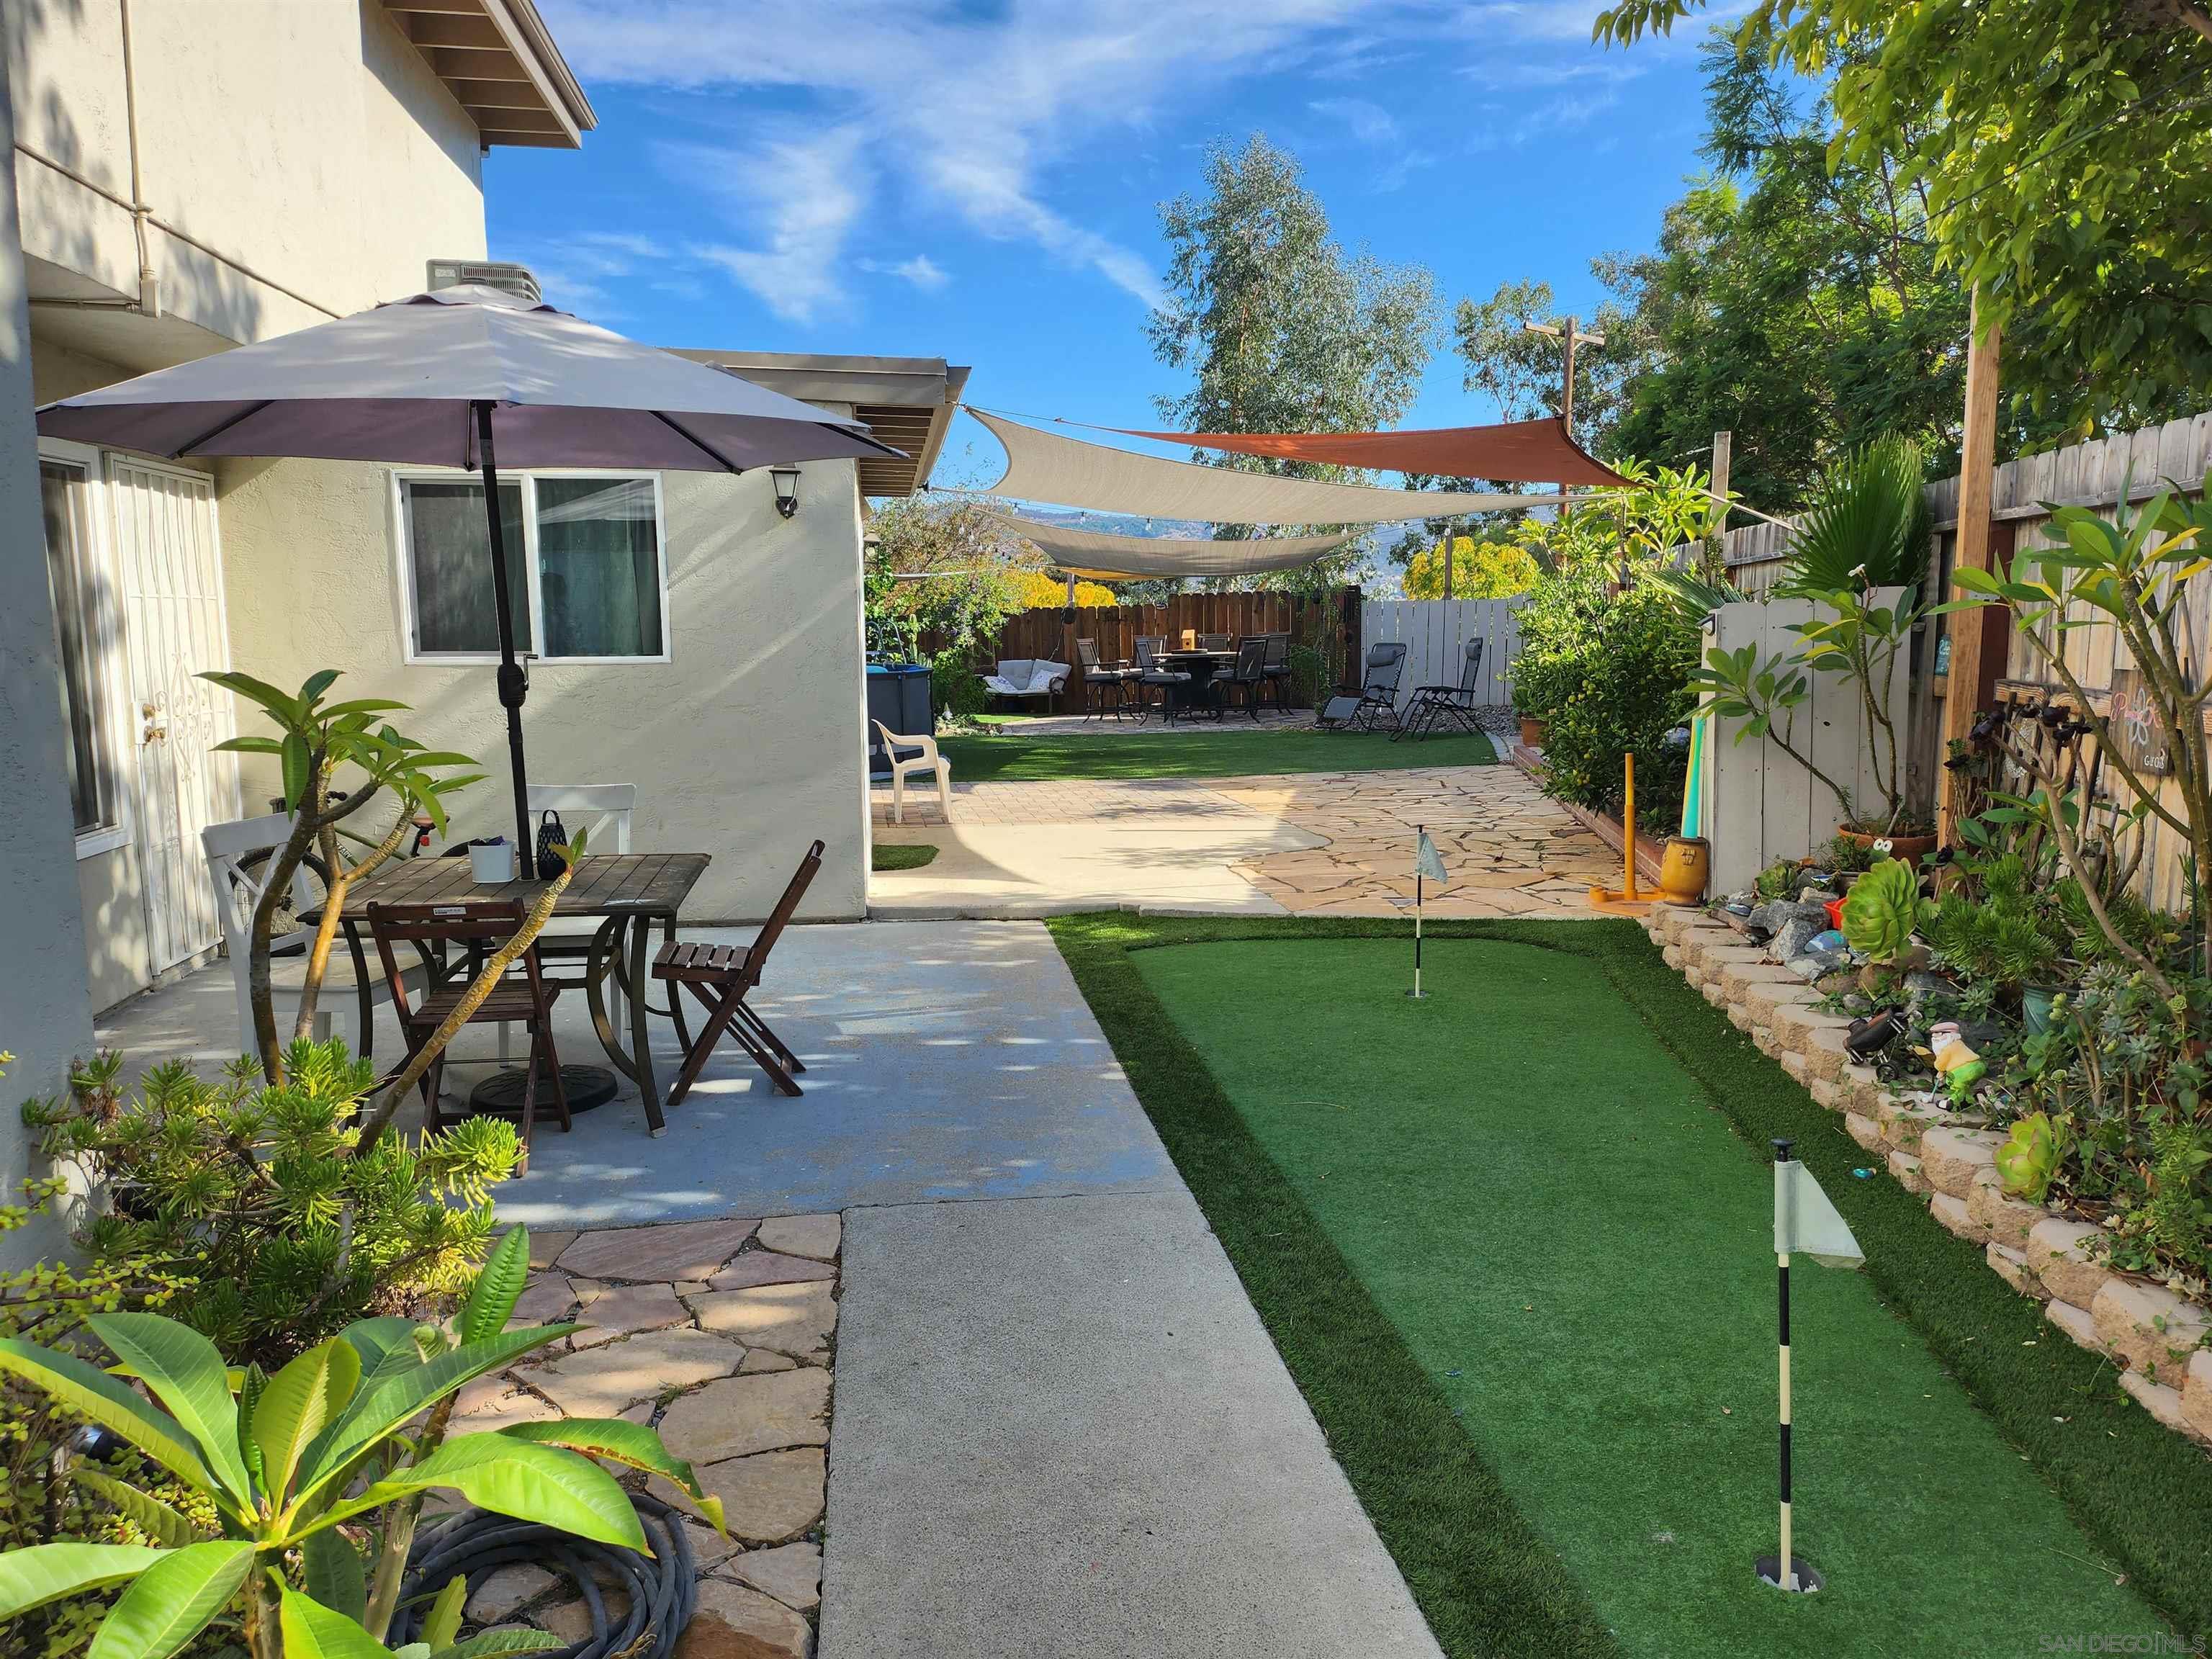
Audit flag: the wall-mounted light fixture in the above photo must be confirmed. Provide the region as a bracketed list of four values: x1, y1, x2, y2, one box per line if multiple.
[770, 466, 801, 518]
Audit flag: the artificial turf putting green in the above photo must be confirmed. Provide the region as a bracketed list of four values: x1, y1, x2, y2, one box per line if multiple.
[937, 726, 1496, 782]
[1051, 914, 2210, 1658]
[870, 842, 940, 872]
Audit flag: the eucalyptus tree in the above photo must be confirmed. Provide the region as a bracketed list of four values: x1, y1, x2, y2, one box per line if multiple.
[1148, 134, 1437, 591]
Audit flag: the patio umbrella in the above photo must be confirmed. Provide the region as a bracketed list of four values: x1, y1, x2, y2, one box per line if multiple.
[37, 284, 904, 875]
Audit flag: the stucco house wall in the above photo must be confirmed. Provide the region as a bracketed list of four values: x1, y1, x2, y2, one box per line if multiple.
[0, 44, 96, 1267]
[7, 0, 486, 354]
[215, 450, 875, 922]
[10, 0, 504, 1012]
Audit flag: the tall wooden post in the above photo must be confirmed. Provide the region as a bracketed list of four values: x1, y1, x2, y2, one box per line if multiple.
[1938, 291, 2006, 841]
[1707, 430, 1733, 577]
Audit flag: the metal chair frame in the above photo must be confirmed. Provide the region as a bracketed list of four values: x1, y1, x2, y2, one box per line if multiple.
[1393, 639, 1488, 742]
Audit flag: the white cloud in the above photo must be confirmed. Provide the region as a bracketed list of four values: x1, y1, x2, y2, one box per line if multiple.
[667, 125, 871, 324]
[859, 254, 951, 291]
[1308, 95, 1401, 148]
[535, 0, 1669, 315]
[539, 0, 1473, 314]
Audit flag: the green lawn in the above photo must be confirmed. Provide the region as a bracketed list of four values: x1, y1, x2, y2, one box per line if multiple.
[939, 726, 1496, 782]
[1051, 914, 2210, 1659]
[870, 842, 940, 872]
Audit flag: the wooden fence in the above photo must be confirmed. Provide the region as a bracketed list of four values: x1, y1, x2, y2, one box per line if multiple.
[1673, 411, 2211, 908]
[934, 588, 1362, 714]
[1359, 598, 1524, 709]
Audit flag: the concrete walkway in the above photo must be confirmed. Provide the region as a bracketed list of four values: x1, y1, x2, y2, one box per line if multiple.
[91, 920, 1442, 1657]
[824, 1188, 1442, 1659]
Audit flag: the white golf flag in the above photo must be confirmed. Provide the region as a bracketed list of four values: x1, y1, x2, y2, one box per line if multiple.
[1774, 1161, 1863, 1269]
[1415, 831, 1447, 884]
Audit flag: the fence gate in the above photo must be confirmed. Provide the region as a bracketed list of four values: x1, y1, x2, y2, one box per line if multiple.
[1359, 598, 1524, 707]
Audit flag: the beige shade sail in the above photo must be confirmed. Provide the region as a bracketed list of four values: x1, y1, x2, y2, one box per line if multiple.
[983, 511, 1360, 579]
[970, 408, 1550, 525]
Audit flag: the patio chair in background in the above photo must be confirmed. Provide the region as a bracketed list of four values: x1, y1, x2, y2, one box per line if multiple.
[655, 840, 823, 1102]
[1393, 639, 1488, 742]
[1223, 637, 1272, 720]
[1199, 631, 1233, 652]
[1075, 637, 1136, 721]
[872, 719, 952, 823]
[1133, 636, 1191, 724]
[202, 812, 423, 1066]
[1261, 632, 1295, 711]
[1315, 642, 1408, 732]
[367, 897, 570, 1168]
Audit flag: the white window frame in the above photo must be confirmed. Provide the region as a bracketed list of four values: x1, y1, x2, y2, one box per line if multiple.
[391, 468, 673, 666]
[39, 439, 134, 859]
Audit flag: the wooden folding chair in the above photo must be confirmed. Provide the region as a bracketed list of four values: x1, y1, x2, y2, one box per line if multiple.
[653, 841, 823, 1105]
[367, 899, 570, 1170]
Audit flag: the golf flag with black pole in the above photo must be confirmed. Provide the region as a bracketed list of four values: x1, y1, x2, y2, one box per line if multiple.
[1761, 1138, 1864, 1595]
[1409, 827, 1447, 999]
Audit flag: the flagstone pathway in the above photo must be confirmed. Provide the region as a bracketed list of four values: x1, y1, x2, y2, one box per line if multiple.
[1217, 763, 1619, 917]
[871, 757, 1616, 918]
[448, 1214, 842, 1659]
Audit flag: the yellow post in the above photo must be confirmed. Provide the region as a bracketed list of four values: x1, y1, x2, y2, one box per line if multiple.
[1622, 752, 1639, 901]
[1588, 750, 1655, 912]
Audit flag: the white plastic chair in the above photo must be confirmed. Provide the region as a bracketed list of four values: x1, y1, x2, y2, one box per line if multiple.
[523, 783, 639, 1051]
[201, 813, 418, 1065]
[871, 720, 951, 824]
[527, 783, 634, 857]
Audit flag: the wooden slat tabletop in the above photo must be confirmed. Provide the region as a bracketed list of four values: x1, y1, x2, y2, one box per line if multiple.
[311, 853, 710, 923]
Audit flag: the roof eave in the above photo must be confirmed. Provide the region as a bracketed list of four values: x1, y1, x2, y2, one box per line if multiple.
[383, 0, 597, 150]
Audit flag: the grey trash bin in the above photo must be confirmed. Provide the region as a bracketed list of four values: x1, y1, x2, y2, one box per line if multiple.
[866, 663, 934, 776]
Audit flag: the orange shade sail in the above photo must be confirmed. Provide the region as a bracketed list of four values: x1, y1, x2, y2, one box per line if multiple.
[1107, 415, 1628, 489]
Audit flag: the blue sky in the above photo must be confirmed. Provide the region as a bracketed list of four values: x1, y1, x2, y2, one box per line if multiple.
[495, 2, 1724, 487]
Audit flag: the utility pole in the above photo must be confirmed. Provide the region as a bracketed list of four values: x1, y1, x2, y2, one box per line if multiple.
[1525, 314, 1606, 519]
[1524, 314, 1606, 434]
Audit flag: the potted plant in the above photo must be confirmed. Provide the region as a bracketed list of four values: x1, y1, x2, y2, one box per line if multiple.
[1697, 439, 1945, 857]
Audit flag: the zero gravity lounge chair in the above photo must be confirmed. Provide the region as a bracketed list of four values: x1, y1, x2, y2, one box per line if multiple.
[1316, 642, 1407, 732]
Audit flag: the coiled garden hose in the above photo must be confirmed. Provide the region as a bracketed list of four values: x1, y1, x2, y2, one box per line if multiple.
[393, 1492, 696, 1659]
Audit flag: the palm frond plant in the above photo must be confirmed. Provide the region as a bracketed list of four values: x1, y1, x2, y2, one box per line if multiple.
[1780, 438, 1940, 836]
[0, 1227, 724, 1659]
[1778, 435, 1933, 597]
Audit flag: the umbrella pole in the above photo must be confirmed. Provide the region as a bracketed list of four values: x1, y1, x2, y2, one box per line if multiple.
[475, 400, 534, 878]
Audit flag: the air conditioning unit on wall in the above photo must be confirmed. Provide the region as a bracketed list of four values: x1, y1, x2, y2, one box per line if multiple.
[426, 260, 542, 304]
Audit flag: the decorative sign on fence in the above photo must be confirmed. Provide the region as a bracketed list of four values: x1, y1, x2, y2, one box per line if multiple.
[2105, 668, 2172, 777]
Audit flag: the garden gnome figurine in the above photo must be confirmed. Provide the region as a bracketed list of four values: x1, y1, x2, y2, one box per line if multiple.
[1928, 1022, 1987, 1105]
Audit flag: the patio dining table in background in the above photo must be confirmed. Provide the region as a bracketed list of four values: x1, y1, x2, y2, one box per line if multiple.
[1160, 648, 1238, 718]
[310, 851, 711, 1134]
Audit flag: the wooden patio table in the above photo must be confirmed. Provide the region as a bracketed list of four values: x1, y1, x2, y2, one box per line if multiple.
[307, 851, 710, 1134]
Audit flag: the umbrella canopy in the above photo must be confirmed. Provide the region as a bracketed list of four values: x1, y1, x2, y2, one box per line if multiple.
[37, 285, 906, 874]
[36, 284, 902, 471]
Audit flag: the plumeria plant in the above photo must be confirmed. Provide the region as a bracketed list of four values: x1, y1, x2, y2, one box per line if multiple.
[204, 670, 482, 1083]
[0, 1226, 723, 1658]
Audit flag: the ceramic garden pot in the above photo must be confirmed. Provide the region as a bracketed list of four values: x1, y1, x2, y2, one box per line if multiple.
[1519, 716, 1550, 750]
[1658, 837, 1710, 906]
[2021, 985, 2059, 1035]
